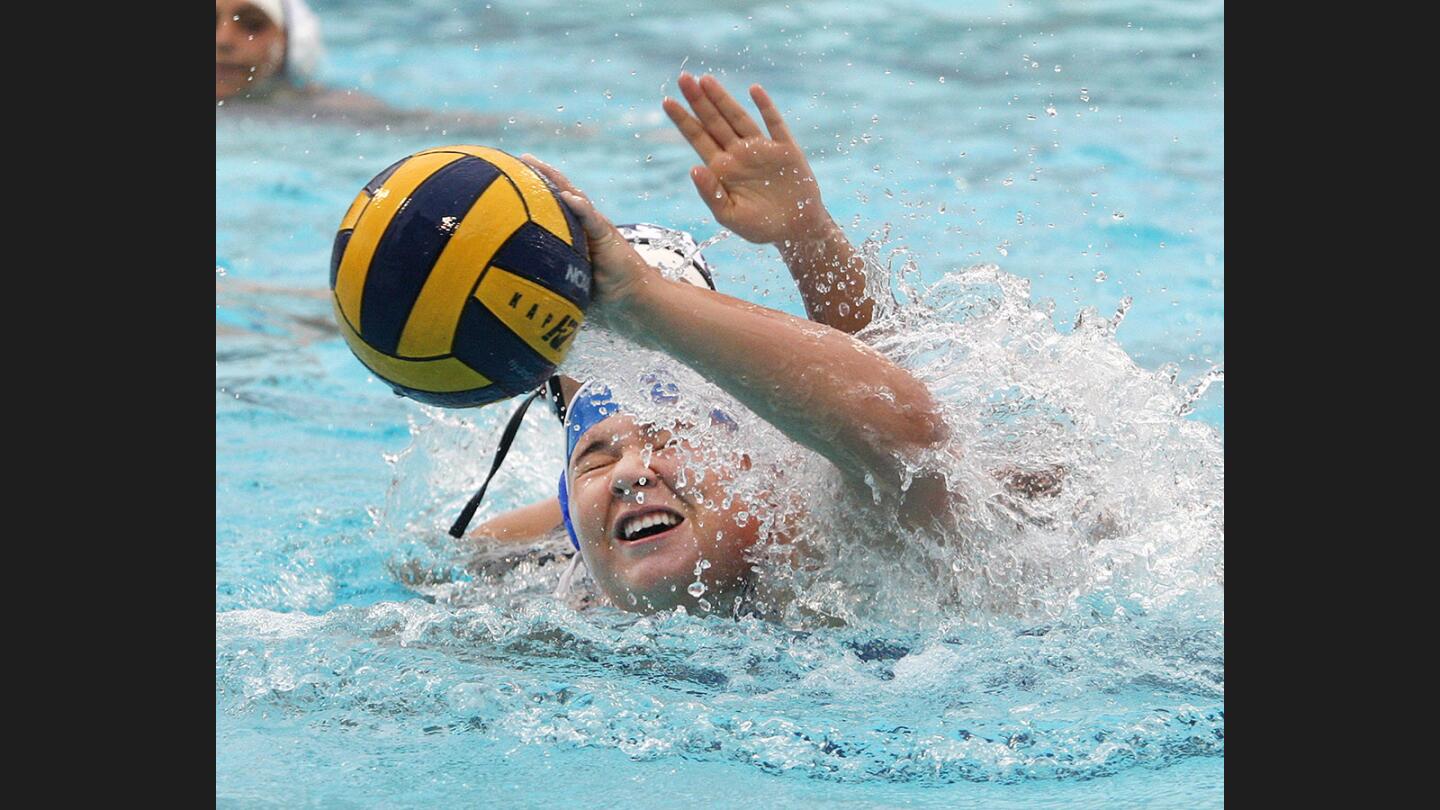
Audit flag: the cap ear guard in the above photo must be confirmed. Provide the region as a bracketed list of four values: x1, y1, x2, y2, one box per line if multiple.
[557, 468, 579, 550]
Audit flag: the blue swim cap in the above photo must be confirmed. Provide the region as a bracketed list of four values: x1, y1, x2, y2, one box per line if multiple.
[560, 381, 625, 550]
[558, 378, 739, 551]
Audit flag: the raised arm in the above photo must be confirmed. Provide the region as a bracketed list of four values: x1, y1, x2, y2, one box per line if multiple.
[663, 73, 874, 334]
[522, 156, 946, 503]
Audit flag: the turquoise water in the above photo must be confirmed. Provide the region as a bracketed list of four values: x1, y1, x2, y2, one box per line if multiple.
[217, 0, 1223, 804]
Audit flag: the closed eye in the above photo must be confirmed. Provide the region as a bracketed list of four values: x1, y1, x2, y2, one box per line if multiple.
[575, 460, 612, 477]
[571, 449, 617, 478]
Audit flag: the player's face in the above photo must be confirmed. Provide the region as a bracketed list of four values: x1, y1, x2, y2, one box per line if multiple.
[216, 0, 286, 101]
[567, 414, 760, 614]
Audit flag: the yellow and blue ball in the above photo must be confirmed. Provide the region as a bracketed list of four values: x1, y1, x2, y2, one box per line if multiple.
[330, 145, 590, 407]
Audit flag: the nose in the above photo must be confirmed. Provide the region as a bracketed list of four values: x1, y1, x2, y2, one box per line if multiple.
[609, 448, 657, 500]
[217, 16, 244, 52]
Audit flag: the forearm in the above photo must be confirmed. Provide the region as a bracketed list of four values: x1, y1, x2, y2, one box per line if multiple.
[469, 497, 563, 544]
[616, 277, 943, 488]
[777, 215, 874, 334]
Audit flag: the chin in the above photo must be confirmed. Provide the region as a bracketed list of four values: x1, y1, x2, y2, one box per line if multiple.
[617, 553, 703, 612]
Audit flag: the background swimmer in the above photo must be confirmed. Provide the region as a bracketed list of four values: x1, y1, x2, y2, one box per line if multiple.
[216, 0, 528, 130]
[216, 0, 417, 124]
[216, 0, 322, 103]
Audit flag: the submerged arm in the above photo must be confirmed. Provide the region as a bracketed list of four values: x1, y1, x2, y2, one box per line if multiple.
[468, 496, 562, 544]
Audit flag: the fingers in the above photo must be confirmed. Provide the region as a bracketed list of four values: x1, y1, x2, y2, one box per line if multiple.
[699, 74, 763, 140]
[749, 84, 795, 144]
[662, 97, 721, 163]
[690, 166, 727, 214]
[677, 71, 740, 149]
[520, 154, 621, 248]
[520, 153, 581, 196]
[556, 190, 613, 244]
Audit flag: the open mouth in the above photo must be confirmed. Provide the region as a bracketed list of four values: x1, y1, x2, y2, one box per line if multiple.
[615, 508, 685, 543]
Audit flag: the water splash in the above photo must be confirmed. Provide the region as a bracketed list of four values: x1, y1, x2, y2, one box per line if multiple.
[379, 229, 1222, 633]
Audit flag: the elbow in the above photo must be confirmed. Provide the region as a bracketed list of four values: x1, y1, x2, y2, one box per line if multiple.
[854, 375, 947, 454]
[896, 381, 948, 449]
[902, 406, 948, 450]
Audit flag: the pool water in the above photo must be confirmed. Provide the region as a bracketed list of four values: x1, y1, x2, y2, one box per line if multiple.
[217, 0, 1223, 804]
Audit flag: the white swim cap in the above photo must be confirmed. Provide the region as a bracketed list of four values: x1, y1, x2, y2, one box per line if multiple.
[280, 0, 324, 84]
[241, 0, 324, 85]
[615, 223, 717, 291]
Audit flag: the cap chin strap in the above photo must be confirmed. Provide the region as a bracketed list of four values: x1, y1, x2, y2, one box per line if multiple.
[553, 548, 586, 598]
[447, 387, 544, 538]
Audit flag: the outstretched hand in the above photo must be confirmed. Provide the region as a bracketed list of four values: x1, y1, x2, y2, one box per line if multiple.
[663, 73, 832, 245]
[520, 154, 656, 323]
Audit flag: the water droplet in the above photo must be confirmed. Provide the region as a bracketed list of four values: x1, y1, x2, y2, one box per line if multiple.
[938, 76, 946, 83]
[1001, 177, 1014, 187]
[1015, 211, 1025, 224]
[687, 581, 707, 597]
[507, 116, 516, 124]
[603, 89, 613, 100]
[634, 492, 646, 504]
[1094, 271, 1108, 283]
[1054, 65, 1063, 73]
[697, 598, 711, 612]
[1045, 104, 1057, 117]
[1111, 211, 1126, 221]
[555, 105, 565, 112]
[645, 154, 654, 162]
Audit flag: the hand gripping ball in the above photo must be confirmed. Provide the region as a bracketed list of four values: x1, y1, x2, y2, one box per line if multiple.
[329, 146, 591, 407]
